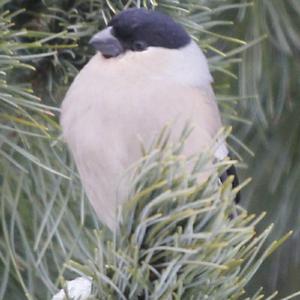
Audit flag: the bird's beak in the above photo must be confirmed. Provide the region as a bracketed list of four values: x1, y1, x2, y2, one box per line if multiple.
[89, 27, 124, 58]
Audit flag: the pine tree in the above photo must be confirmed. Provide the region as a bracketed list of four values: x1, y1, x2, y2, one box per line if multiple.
[0, 1, 299, 299]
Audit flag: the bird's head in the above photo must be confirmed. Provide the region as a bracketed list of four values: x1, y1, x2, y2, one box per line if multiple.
[89, 8, 191, 58]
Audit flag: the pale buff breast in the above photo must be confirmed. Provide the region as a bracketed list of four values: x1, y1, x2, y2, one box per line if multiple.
[60, 42, 226, 230]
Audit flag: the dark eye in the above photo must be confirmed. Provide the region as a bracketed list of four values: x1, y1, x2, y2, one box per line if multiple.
[132, 40, 147, 51]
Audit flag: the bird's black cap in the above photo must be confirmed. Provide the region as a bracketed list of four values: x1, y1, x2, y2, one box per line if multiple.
[108, 8, 191, 51]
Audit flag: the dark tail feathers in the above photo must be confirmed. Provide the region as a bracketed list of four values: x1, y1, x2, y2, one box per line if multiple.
[220, 164, 240, 203]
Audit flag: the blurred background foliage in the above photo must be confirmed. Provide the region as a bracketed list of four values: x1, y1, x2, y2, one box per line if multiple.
[235, 0, 300, 296]
[0, 0, 299, 298]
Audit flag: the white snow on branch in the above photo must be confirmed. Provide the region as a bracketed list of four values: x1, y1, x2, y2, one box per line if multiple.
[52, 277, 92, 300]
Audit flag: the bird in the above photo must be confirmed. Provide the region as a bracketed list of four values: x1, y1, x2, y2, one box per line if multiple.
[60, 8, 239, 231]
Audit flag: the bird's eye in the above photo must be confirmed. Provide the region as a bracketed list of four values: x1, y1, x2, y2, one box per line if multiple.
[132, 40, 147, 51]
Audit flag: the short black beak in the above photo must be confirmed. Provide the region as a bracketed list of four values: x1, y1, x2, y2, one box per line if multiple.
[89, 27, 124, 58]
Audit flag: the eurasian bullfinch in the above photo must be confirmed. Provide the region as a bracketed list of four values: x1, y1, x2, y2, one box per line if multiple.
[60, 8, 239, 230]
